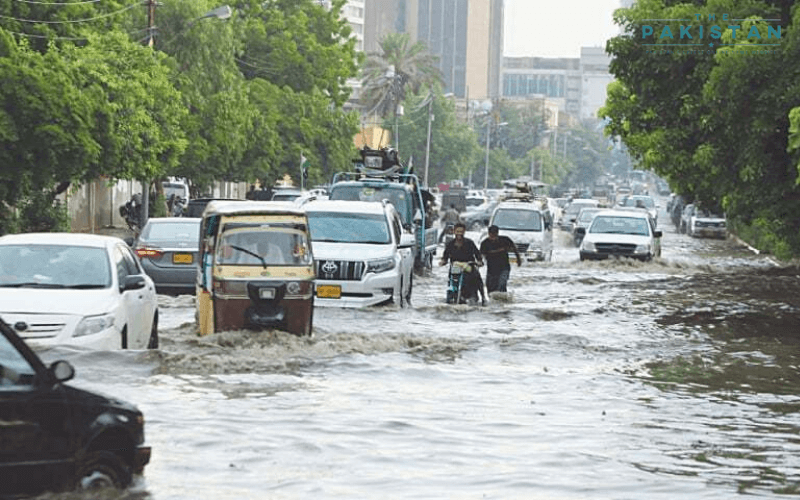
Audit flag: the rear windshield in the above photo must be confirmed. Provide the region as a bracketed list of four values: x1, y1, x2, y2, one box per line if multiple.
[492, 209, 542, 231]
[142, 221, 200, 243]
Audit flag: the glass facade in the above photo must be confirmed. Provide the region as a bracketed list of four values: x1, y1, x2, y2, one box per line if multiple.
[503, 74, 566, 98]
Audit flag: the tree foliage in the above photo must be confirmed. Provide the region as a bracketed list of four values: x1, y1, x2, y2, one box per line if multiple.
[602, 0, 800, 257]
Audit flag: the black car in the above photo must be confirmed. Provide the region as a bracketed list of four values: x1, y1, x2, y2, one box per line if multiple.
[0, 318, 151, 496]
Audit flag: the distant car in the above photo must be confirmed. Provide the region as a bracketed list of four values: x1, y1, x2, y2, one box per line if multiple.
[133, 217, 202, 294]
[0, 233, 159, 350]
[572, 207, 603, 247]
[305, 200, 415, 307]
[271, 189, 303, 202]
[559, 199, 600, 231]
[486, 200, 553, 263]
[689, 208, 727, 239]
[0, 317, 151, 496]
[619, 195, 659, 226]
[580, 209, 662, 261]
[462, 200, 499, 231]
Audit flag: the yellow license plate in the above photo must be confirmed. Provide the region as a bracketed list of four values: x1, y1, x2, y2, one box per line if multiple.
[173, 253, 193, 264]
[316, 284, 341, 298]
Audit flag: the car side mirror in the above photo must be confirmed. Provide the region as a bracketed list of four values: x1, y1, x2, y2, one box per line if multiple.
[49, 360, 75, 383]
[654, 230, 663, 238]
[121, 275, 146, 292]
[399, 233, 416, 248]
[124, 236, 135, 247]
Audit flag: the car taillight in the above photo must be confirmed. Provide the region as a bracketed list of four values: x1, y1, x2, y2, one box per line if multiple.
[136, 247, 163, 259]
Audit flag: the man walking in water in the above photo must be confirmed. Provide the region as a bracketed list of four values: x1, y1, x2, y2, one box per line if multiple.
[479, 225, 522, 294]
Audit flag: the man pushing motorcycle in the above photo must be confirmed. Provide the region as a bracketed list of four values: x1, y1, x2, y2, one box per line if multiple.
[439, 222, 486, 305]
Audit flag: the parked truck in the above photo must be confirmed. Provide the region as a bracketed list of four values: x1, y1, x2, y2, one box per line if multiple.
[328, 146, 438, 275]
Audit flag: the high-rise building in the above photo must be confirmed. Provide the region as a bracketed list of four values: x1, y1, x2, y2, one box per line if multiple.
[364, 0, 504, 100]
[502, 47, 613, 122]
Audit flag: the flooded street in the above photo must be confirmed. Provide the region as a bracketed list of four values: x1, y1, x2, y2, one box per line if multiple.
[36, 204, 800, 499]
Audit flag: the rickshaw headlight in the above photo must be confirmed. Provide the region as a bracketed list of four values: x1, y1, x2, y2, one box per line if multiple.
[286, 281, 302, 295]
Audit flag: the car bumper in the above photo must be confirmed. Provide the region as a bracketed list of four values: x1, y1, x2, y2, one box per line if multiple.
[580, 251, 650, 262]
[692, 228, 727, 238]
[314, 272, 399, 308]
[140, 261, 197, 290]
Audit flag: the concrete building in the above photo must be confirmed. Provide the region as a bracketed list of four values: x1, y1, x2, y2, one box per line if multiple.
[501, 46, 613, 122]
[363, 0, 504, 101]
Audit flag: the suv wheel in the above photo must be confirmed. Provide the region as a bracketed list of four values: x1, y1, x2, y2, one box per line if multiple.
[75, 450, 132, 490]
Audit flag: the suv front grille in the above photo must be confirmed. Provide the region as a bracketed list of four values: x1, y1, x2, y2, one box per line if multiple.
[315, 260, 365, 281]
[595, 243, 636, 254]
[516, 243, 529, 253]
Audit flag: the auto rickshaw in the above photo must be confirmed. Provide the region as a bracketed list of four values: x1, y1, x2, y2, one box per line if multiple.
[196, 201, 315, 336]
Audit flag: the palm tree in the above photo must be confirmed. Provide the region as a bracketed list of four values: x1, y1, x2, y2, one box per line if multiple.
[360, 33, 442, 120]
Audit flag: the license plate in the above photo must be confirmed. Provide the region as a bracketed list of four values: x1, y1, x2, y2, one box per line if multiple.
[316, 284, 341, 299]
[173, 253, 193, 264]
[259, 288, 276, 299]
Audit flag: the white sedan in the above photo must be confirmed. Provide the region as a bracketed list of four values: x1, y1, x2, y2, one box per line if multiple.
[0, 233, 159, 350]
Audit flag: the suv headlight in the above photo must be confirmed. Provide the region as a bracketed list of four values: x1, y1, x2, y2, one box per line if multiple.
[74, 313, 115, 338]
[581, 241, 596, 252]
[633, 244, 650, 255]
[366, 257, 396, 274]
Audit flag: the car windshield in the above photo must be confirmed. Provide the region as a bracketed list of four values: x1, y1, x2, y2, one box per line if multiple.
[0, 245, 111, 289]
[492, 209, 542, 231]
[272, 192, 302, 202]
[696, 209, 723, 218]
[329, 186, 409, 222]
[578, 209, 601, 223]
[216, 228, 311, 266]
[0, 332, 36, 389]
[307, 212, 391, 244]
[589, 216, 651, 236]
[623, 197, 655, 209]
[565, 203, 595, 216]
[142, 221, 200, 244]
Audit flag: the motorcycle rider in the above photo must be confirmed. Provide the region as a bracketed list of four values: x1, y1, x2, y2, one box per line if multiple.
[439, 222, 485, 305]
[439, 204, 462, 244]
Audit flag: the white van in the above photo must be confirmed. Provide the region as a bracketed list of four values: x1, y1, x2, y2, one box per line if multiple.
[485, 200, 553, 263]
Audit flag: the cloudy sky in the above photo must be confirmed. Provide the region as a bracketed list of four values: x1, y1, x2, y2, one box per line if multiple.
[504, 0, 623, 58]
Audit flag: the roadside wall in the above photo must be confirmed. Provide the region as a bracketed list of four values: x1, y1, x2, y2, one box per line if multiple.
[63, 179, 247, 233]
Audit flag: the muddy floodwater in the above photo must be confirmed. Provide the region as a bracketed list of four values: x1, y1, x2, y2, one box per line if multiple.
[34, 208, 800, 499]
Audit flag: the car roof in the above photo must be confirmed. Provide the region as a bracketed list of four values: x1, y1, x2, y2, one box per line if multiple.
[494, 201, 545, 211]
[595, 209, 649, 219]
[203, 200, 306, 217]
[0, 232, 121, 247]
[304, 199, 390, 215]
[144, 217, 201, 224]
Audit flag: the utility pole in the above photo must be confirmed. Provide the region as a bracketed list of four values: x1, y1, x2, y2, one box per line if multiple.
[141, 0, 158, 228]
[484, 116, 491, 191]
[423, 95, 434, 187]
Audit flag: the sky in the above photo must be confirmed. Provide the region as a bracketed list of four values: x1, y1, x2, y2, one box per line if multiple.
[504, 0, 623, 58]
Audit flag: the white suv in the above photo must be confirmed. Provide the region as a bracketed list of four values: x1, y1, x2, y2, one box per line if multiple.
[305, 200, 415, 307]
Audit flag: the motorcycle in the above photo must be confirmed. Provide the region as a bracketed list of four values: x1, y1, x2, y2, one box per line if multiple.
[119, 193, 143, 233]
[167, 193, 186, 217]
[446, 261, 486, 306]
[439, 223, 456, 245]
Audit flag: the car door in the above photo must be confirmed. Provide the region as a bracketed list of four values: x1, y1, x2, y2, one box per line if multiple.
[0, 334, 74, 496]
[114, 245, 155, 348]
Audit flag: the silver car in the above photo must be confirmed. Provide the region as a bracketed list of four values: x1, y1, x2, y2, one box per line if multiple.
[133, 217, 201, 294]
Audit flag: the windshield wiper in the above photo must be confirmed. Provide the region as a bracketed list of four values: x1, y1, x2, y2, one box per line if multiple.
[0, 282, 66, 288]
[64, 284, 107, 289]
[230, 245, 268, 269]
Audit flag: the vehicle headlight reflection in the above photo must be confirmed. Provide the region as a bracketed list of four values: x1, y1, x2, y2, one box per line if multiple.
[74, 313, 115, 338]
[366, 257, 396, 274]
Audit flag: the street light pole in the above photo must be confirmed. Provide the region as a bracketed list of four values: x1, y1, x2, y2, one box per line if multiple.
[423, 95, 433, 187]
[484, 116, 491, 191]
